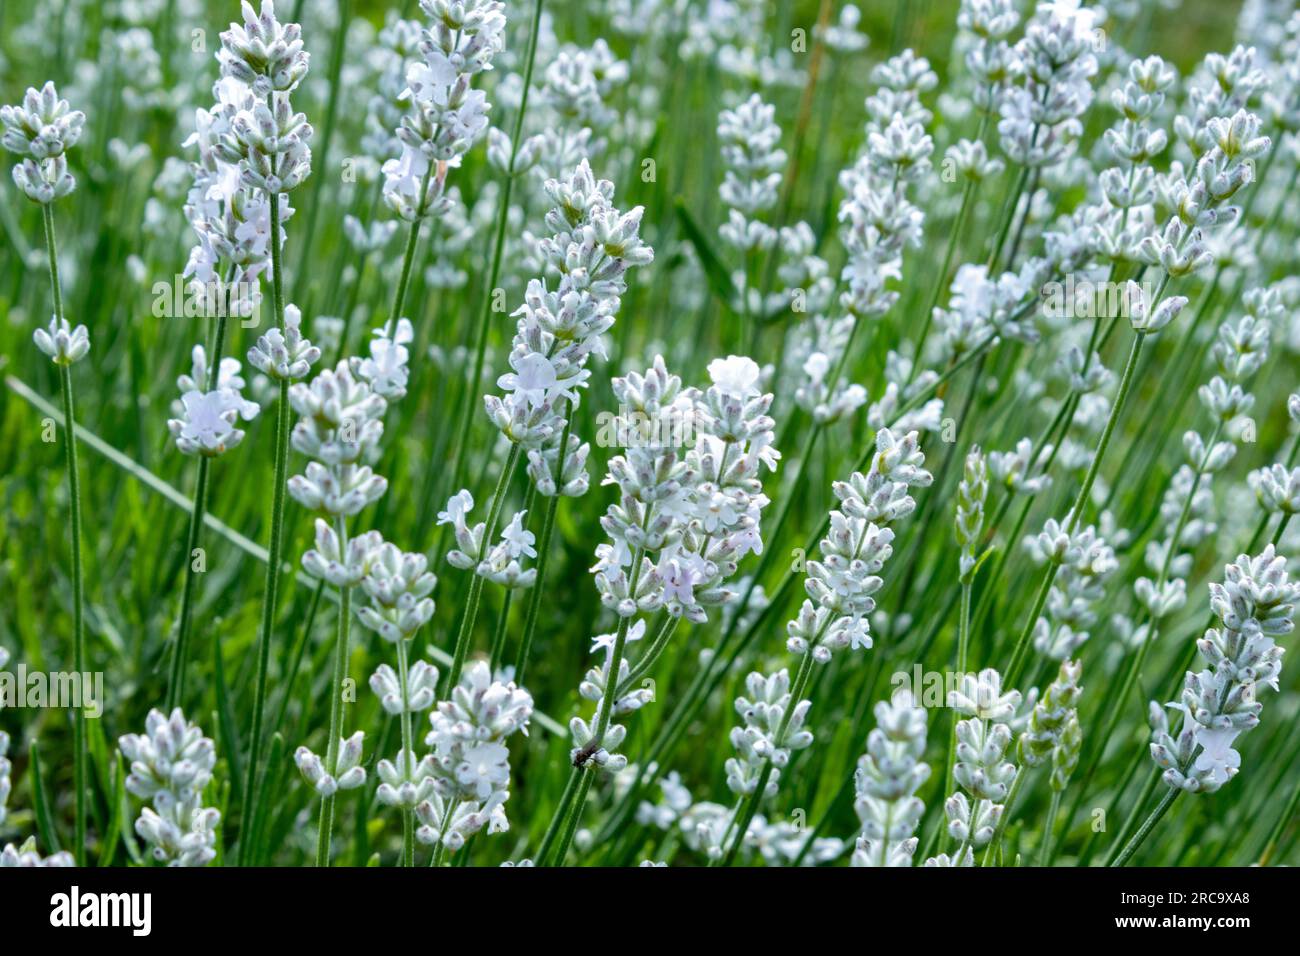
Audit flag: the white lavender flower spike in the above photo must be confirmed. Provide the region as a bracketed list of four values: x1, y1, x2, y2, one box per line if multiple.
[32, 316, 90, 365]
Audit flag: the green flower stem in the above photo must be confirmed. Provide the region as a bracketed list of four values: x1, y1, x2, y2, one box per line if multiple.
[1111, 785, 1180, 866]
[1040, 789, 1063, 866]
[941, 581, 974, 821]
[444, 0, 544, 502]
[617, 615, 680, 696]
[1257, 773, 1300, 865]
[293, 0, 350, 283]
[908, 112, 989, 382]
[514, 405, 571, 683]
[43, 202, 86, 865]
[981, 766, 1027, 866]
[58, 364, 87, 866]
[548, 765, 594, 867]
[316, 516, 353, 867]
[240, 191, 294, 865]
[167, 278, 233, 715]
[535, 765, 582, 865]
[444, 441, 523, 695]
[166, 455, 211, 711]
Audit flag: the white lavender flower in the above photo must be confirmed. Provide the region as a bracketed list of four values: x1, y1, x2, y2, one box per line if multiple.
[1, 81, 83, 203]
[725, 669, 814, 798]
[247, 303, 320, 381]
[295, 731, 368, 796]
[381, 0, 505, 221]
[1150, 545, 1297, 793]
[483, 161, 652, 497]
[851, 689, 930, 867]
[955, 445, 989, 583]
[0, 839, 75, 867]
[786, 429, 932, 662]
[32, 316, 90, 365]
[937, 669, 1021, 854]
[118, 709, 222, 867]
[415, 661, 533, 850]
[355, 542, 437, 642]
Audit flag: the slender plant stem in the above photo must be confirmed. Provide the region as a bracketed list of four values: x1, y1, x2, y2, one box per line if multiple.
[1040, 789, 1063, 866]
[981, 766, 1027, 866]
[445, 442, 523, 694]
[514, 405, 571, 682]
[43, 202, 86, 866]
[58, 364, 88, 866]
[397, 638, 415, 867]
[316, 516, 353, 867]
[535, 766, 582, 864]
[241, 191, 294, 865]
[1111, 786, 1179, 866]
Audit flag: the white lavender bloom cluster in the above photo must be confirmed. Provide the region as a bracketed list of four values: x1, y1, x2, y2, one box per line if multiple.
[528, 39, 627, 179]
[247, 302, 322, 383]
[786, 55, 935, 426]
[1, 81, 84, 203]
[439, 490, 538, 589]
[382, 0, 505, 221]
[997, 2, 1099, 170]
[1138, 107, 1272, 291]
[0, 839, 74, 868]
[287, 361, 390, 518]
[118, 709, 222, 867]
[989, 436, 1052, 497]
[214, 0, 313, 197]
[572, 355, 779, 770]
[295, 731, 367, 796]
[1017, 660, 1083, 793]
[167, 344, 261, 458]
[1136, 289, 1279, 619]
[957, 0, 1020, 114]
[483, 161, 652, 497]
[928, 668, 1021, 864]
[851, 689, 931, 867]
[32, 316, 90, 366]
[955, 445, 989, 583]
[356, 541, 437, 644]
[594, 355, 778, 623]
[1174, 45, 1270, 158]
[1023, 515, 1119, 660]
[1149, 545, 1297, 793]
[716, 94, 785, 256]
[786, 429, 933, 663]
[725, 669, 815, 798]
[837, 51, 936, 321]
[1092, 56, 1177, 266]
[1250, 392, 1300, 516]
[412, 662, 534, 850]
[931, 262, 1043, 368]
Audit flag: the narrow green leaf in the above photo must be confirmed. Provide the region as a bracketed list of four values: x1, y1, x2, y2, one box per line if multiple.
[673, 198, 736, 308]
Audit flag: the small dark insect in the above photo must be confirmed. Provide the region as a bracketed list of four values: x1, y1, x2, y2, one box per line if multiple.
[573, 740, 601, 768]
